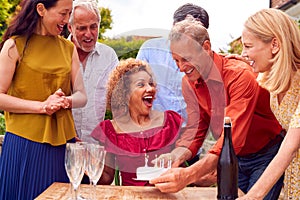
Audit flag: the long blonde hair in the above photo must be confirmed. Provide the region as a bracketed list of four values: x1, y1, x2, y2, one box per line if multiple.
[244, 8, 300, 94]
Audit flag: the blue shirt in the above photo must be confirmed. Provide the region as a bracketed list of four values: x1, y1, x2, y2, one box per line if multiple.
[136, 37, 187, 122]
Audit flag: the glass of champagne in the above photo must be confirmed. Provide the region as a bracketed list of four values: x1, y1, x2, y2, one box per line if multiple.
[86, 144, 106, 200]
[65, 143, 86, 200]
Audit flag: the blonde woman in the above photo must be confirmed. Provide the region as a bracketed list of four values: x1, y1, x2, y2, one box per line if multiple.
[237, 8, 300, 200]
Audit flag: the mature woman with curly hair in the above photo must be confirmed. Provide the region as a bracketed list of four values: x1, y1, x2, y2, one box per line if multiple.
[91, 58, 183, 186]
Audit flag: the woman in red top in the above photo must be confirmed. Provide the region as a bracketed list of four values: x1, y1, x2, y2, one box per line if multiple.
[91, 58, 182, 186]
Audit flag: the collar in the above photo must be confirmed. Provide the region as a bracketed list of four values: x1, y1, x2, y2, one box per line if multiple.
[193, 52, 224, 88]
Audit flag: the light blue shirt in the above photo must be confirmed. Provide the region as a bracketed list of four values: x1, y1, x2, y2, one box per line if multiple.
[136, 37, 187, 122]
[71, 41, 119, 142]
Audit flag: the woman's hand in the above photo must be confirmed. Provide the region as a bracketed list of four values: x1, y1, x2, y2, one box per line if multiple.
[42, 88, 68, 115]
[236, 195, 261, 200]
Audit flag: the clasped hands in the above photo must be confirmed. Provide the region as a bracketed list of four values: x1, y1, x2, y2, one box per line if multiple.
[42, 88, 72, 115]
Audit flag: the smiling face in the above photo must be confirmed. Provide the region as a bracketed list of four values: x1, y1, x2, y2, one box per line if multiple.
[241, 28, 274, 73]
[170, 36, 212, 82]
[37, 0, 72, 36]
[127, 70, 156, 116]
[69, 6, 99, 52]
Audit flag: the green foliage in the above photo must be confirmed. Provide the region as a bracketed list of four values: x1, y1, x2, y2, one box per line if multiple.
[99, 7, 113, 40]
[0, 113, 6, 135]
[228, 38, 243, 55]
[104, 110, 113, 120]
[0, 0, 17, 39]
[101, 37, 146, 60]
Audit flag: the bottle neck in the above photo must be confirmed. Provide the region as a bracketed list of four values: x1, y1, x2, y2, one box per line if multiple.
[224, 123, 232, 138]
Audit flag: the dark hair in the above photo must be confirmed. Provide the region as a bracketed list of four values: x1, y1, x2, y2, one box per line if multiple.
[173, 3, 209, 29]
[0, 0, 59, 50]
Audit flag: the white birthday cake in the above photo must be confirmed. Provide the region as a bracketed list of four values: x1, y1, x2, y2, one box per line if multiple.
[136, 167, 168, 180]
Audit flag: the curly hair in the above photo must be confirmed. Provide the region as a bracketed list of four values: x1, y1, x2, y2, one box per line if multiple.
[106, 58, 156, 115]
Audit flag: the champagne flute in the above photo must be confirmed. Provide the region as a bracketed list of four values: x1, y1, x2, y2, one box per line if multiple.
[75, 141, 88, 199]
[65, 143, 86, 200]
[86, 144, 106, 200]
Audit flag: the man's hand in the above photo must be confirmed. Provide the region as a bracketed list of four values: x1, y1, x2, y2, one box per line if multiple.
[225, 54, 254, 66]
[149, 167, 193, 193]
[193, 169, 217, 187]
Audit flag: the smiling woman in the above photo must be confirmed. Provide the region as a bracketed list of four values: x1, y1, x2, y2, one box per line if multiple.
[90, 58, 183, 186]
[0, 0, 87, 199]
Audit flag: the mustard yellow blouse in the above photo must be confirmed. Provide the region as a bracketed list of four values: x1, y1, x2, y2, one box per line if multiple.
[5, 34, 76, 146]
[270, 70, 300, 199]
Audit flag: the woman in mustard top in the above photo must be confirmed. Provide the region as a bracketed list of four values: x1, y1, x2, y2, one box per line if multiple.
[0, 0, 87, 199]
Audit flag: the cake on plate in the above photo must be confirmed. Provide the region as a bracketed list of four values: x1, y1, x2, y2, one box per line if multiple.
[136, 167, 168, 180]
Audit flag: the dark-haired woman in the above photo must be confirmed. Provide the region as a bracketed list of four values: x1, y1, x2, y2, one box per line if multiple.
[0, 0, 87, 199]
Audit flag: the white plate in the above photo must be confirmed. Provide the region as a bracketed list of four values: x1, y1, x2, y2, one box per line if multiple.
[132, 178, 151, 181]
[134, 167, 168, 181]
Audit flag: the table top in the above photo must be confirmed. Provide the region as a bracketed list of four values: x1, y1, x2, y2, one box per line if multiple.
[36, 182, 240, 200]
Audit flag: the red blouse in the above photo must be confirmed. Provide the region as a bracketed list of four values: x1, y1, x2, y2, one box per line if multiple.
[91, 110, 182, 186]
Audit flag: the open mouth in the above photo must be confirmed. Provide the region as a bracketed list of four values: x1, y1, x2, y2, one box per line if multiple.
[57, 24, 64, 32]
[186, 68, 194, 75]
[142, 95, 154, 107]
[83, 38, 93, 44]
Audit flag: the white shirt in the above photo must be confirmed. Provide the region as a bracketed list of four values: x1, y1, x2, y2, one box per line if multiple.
[72, 42, 119, 142]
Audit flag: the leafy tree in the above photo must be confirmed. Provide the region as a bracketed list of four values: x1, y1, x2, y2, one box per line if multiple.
[0, 0, 20, 40]
[99, 7, 113, 39]
[228, 37, 242, 54]
[0, 113, 5, 135]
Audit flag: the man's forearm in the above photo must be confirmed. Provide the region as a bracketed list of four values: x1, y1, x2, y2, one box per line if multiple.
[171, 146, 193, 167]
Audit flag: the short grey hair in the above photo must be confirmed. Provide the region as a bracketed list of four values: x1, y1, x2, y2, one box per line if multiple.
[69, 0, 101, 25]
[169, 15, 210, 46]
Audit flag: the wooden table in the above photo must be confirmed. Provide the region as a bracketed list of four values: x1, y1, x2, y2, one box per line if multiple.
[36, 182, 240, 200]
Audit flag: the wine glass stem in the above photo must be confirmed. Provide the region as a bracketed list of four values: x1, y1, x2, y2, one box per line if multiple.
[93, 183, 96, 200]
[89, 178, 93, 200]
[74, 188, 78, 200]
